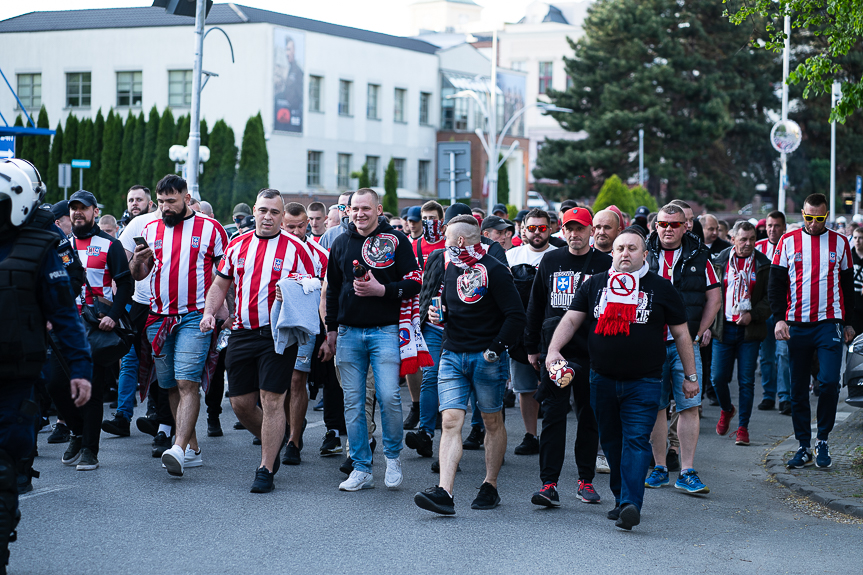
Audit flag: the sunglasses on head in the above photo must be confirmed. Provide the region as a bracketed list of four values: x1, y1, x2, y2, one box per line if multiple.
[656, 221, 684, 229]
[525, 225, 548, 233]
[801, 213, 827, 223]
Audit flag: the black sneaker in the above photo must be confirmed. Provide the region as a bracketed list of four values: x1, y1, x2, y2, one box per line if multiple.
[320, 431, 343, 456]
[757, 398, 775, 411]
[250, 466, 275, 493]
[313, 397, 324, 411]
[101, 413, 130, 437]
[135, 416, 158, 437]
[252, 436, 262, 446]
[779, 401, 792, 415]
[503, 388, 516, 408]
[666, 449, 681, 472]
[405, 429, 434, 458]
[615, 503, 640, 530]
[514, 433, 539, 455]
[471, 482, 501, 510]
[234, 421, 246, 430]
[47, 422, 71, 444]
[272, 438, 286, 475]
[61, 435, 83, 465]
[462, 425, 485, 450]
[340, 456, 354, 475]
[151, 431, 172, 458]
[76, 448, 99, 471]
[403, 406, 420, 430]
[607, 505, 621, 520]
[207, 418, 223, 437]
[430, 459, 460, 473]
[282, 441, 301, 465]
[414, 486, 455, 515]
[531, 482, 560, 508]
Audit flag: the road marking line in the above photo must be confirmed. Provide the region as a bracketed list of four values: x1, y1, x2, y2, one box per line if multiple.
[19, 485, 73, 500]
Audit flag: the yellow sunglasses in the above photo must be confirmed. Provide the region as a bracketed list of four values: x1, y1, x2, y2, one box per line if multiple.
[801, 213, 828, 223]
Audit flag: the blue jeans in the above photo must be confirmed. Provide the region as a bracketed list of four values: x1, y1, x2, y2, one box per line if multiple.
[438, 350, 508, 413]
[759, 316, 791, 403]
[590, 372, 661, 512]
[660, 342, 702, 411]
[116, 344, 138, 421]
[787, 323, 844, 447]
[419, 325, 443, 436]
[335, 325, 402, 473]
[711, 324, 760, 428]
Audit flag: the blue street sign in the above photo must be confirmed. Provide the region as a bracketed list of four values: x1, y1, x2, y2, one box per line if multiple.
[71, 159, 91, 169]
[0, 135, 14, 159]
[856, 175, 862, 199]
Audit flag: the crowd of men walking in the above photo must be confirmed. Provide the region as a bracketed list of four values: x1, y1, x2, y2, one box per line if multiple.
[0, 156, 856, 572]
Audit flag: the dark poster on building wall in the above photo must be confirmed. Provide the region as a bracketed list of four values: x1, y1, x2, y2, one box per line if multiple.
[274, 28, 304, 133]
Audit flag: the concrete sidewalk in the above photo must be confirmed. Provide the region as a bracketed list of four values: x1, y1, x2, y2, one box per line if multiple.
[765, 405, 863, 518]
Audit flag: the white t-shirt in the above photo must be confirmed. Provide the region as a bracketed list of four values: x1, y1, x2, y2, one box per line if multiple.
[506, 243, 555, 268]
[118, 211, 160, 306]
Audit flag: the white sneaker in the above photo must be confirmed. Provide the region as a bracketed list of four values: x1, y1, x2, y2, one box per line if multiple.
[161, 444, 185, 477]
[596, 455, 610, 474]
[339, 470, 374, 491]
[162, 447, 202, 469]
[385, 457, 403, 489]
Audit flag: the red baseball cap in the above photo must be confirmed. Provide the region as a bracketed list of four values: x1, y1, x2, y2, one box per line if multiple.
[561, 207, 593, 228]
[605, 205, 625, 228]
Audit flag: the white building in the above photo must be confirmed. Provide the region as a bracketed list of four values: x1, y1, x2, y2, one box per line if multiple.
[0, 4, 441, 202]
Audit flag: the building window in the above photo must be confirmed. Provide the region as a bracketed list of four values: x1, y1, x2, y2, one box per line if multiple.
[366, 155, 379, 187]
[511, 60, 526, 72]
[367, 84, 380, 120]
[394, 88, 406, 123]
[419, 92, 431, 125]
[393, 158, 406, 188]
[309, 76, 322, 112]
[337, 153, 352, 189]
[418, 160, 431, 191]
[117, 71, 143, 107]
[307, 151, 322, 187]
[168, 70, 193, 107]
[538, 61, 553, 95]
[17, 74, 41, 109]
[566, 75, 574, 91]
[338, 80, 352, 116]
[454, 97, 468, 130]
[441, 87, 454, 130]
[66, 72, 91, 108]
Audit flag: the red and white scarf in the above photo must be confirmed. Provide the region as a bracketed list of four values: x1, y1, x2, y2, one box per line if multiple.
[423, 219, 445, 244]
[727, 254, 753, 320]
[446, 243, 486, 270]
[595, 262, 648, 336]
[398, 269, 434, 376]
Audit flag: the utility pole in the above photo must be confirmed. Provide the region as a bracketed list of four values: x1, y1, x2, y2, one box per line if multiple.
[486, 29, 498, 215]
[187, 0, 205, 200]
[830, 81, 841, 223]
[638, 129, 644, 188]
[778, 14, 790, 214]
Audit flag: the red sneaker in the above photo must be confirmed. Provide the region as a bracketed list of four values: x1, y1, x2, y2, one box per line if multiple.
[735, 427, 750, 446]
[716, 405, 736, 436]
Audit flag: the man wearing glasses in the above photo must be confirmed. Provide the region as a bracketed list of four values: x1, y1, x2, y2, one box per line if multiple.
[771, 193, 854, 470]
[319, 192, 353, 250]
[644, 203, 721, 495]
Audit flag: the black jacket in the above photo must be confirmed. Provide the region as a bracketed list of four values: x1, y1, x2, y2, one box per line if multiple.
[711, 248, 772, 342]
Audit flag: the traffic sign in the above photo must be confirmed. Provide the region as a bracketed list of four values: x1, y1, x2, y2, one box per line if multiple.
[437, 141, 472, 201]
[71, 159, 91, 169]
[58, 163, 71, 188]
[0, 136, 14, 159]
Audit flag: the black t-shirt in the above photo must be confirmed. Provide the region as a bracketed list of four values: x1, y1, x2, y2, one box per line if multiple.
[852, 250, 863, 329]
[569, 270, 687, 379]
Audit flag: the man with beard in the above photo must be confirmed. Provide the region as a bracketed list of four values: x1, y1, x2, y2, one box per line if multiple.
[592, 209, 623, 254]
[118, 184, 155, 234]
[525, 207, 611, 508]
[505, 209, 556, 456]
[57, 190, 132, 471]
[130, 175, 228, 478]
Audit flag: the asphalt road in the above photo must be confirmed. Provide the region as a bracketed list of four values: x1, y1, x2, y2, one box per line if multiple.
[13, 380, 863, 575]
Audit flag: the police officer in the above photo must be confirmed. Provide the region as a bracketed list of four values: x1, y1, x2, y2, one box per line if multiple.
[0, 159, 92, 575]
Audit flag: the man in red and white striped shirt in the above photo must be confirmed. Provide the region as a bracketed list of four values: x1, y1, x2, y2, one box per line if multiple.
[201, 190, 317, 493]
[770, 193, 855, 470]
[130, 175, 227, 479]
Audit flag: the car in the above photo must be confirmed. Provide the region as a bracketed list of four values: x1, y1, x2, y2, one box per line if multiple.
[526, 191, 550, 210]
[843, 335, 863, 408]
[223, 223, 238, 238]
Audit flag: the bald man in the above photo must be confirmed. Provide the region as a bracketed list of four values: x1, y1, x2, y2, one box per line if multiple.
[593, 210, 623, 254]
[700, 214, 731, 256]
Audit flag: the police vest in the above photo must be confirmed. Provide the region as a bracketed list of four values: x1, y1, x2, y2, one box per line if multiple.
[0, 227, 59, 380]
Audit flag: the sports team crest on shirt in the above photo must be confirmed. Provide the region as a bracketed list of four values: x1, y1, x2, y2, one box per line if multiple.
[237, 257, 245, 268]
[456, 264, 488, 304]
[794, 252, 803, 262]
[361, 233, 398, 268]
[154, 240, 163, 250]
[273, 258, 283, 272]
[191, 236, 201, 249]
[86, 246, 101, 257]
[830, 252, 836, 263]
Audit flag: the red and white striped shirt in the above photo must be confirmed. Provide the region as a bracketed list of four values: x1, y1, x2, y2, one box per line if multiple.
[73, 234, 115, 306]
[660, 247, 720, 340]
[754, 238, 778, 261]
[772, 228, 851, 323]
[305, 237, 329, 280]
[142, 212, 227, 315]
[217, 230, 317, 330]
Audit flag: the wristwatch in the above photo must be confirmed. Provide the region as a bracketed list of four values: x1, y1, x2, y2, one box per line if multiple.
[484, 349, 500, 363]
[685, 374, 698, 382]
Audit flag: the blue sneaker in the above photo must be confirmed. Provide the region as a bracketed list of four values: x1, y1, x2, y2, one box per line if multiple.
[814, 441, 832, 468]
[675, 469, 710, 494]
[644, 466, 669, 488]
[786, 446, 814, 469]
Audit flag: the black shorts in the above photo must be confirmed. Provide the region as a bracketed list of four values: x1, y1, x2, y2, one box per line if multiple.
[225, 326, 298, 397]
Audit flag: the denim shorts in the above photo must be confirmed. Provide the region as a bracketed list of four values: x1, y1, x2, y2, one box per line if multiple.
[146, 311, 212, 389]
[659, 341, 703, 411]
[510, 357, 539, 393]
[294, 336, 316, 373]
[438, 350, 508, 413]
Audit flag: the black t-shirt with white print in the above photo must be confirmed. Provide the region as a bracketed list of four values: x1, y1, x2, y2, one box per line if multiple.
[569, 270, 687, 380]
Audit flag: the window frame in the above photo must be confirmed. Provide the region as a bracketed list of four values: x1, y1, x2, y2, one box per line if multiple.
[418, 160, 431, 192]
[116, 71, 143, 108]
[538, 61, 554, 95]
[337, 153, 352, 189]
[366, 155, 380, 187]
[367, 83, 380, 120]
[168, 70, 193, 108]
[65, 72, 91, 109]
[394, 88, 407, 123]
[309, 75, 323, 113]
[16, 73, 41, 110]
[307, 150, 322, 187]
[419, 92, 431, 125]
[338, 80, 352, 117]
[393, 158, 406, 189]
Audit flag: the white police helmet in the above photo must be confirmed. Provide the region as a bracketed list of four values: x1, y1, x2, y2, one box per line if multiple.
[0, 158, 45, 227]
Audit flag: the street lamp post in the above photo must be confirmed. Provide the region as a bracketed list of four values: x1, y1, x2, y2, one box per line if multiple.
[830, 81, 842, 223]
[187, 0, 206, 200]
[778, 14, 790, 214]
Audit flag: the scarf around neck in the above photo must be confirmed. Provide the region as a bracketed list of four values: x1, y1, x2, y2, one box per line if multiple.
[446, 242, 487, 270]
[595, 261, 649, 337]
[422, 219, 445, 244]
[729, 253, 753, 316]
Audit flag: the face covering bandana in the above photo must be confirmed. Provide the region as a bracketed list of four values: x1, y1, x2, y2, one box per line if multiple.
[445, 243, 487, 270]
[595, 261, 649, 336]
[423, 219, 445, 244]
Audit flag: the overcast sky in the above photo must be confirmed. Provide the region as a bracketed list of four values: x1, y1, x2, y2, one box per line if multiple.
[0, 1, 537, 36]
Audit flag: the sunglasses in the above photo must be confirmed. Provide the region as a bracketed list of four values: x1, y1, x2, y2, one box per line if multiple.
[656, 221, 684, 229]
[525, 225, 548, 233]
[336, 204, 348, 212]
[801, 213, 827, 223]
[392, 224, 403, 230]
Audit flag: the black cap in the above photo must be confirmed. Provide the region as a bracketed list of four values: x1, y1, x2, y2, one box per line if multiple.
[68, 190, 97, 208]
[50, 200, 69, 220]
[400, 206, 409, 218]
[481, 215, 513, 232]
[514, 209, 530, 223]
[491, 203, 507, 216]
[406, 206, 422, 222]
[443, 202, 472, 223]
[635, 206, 650, 217]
